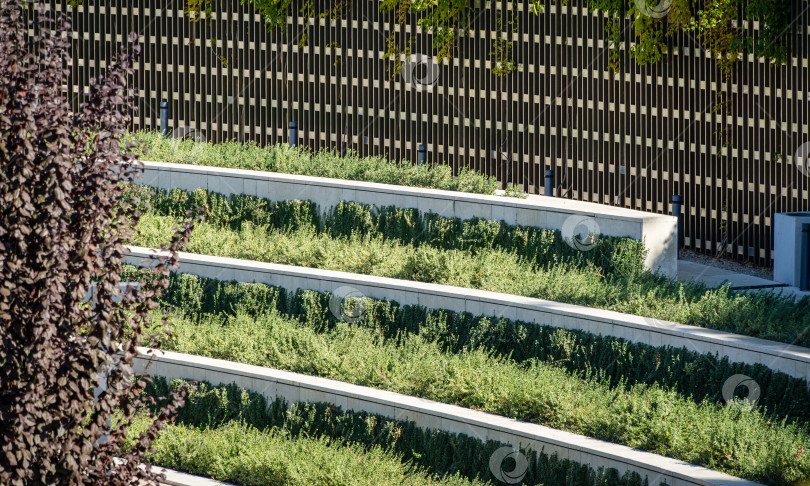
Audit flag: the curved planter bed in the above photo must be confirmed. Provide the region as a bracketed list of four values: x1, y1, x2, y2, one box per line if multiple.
[134, 160, 677, 278]
[125, 246, 810, 382]
[132, 347, 760, 486]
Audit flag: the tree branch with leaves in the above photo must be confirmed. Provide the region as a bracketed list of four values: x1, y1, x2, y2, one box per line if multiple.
[0, 2, 197, 484]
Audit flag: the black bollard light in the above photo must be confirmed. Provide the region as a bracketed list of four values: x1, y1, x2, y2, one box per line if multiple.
[417, 144, 427, 165]
[672, 195, 684, 250]
[289, 121, 298, 148]
[159, 101, 169, 138]
[544, 169, 554, 197]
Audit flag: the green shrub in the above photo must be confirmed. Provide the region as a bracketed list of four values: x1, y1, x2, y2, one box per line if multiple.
[138, 271, 810, 426]
[146, 380, 273, 431]
[127, 273, 810, 485]
[124, 418, 488, 486]
[131, 195, 810, 348]
[142, 378, 652, 486]
[138, 186, 645, 276]
[130, 130, 506, 195]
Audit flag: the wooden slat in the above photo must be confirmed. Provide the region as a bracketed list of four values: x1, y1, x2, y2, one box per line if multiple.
[43, 0, 810, 267]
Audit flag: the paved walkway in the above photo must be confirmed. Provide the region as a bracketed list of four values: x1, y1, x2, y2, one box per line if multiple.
[677, 260, 810, 298]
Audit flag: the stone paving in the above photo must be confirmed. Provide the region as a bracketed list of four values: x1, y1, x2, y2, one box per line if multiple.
[677, 259, 810, 298]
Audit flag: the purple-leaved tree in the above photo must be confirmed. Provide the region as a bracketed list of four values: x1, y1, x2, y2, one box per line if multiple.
[0, 2, 195, 484]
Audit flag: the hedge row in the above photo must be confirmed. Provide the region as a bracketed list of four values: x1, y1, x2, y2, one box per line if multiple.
[131, 187, 810, 348]
[122, 269, 810, 485]
[153, 307, 809, 485]
[142, 378, 651, 486]
[124, 419, 486, 486]
[147, 271, 810, 426]
[130, 130, 517, 196]
[138, 185, 647, 277]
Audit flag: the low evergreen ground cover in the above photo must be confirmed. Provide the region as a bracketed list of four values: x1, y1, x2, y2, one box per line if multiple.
[153, 272, 810, 426]
[130, 130, 522, 196]
[133, 378, 650, 486]
[125, 271, 810, 486]
[124, 417, 486, 486]
[131, 186, 810, 347]
[141, 185, 645, 276]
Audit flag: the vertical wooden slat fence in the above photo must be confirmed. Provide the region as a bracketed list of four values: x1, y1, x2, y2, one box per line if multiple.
[39, 0, 810, 267]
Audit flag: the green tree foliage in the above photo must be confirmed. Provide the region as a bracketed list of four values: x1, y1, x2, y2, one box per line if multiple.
[178, 0, 795, 76]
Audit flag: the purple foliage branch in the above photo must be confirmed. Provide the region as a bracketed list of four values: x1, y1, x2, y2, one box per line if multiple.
[0, 2, 197, 484]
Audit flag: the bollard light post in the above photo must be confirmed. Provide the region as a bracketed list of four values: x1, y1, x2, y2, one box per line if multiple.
[544, 169, 554, 197]
[672, 195, 684, 251]
[159, 101, 169, 138]
[417, 143, 427, 165]
[289, 121, 298, 148]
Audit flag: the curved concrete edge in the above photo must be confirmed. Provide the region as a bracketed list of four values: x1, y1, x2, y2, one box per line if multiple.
[132, 347, 761, 486]
[153, 466, 235, 486]
[133, 160, 677, 278]
[125, 246, 810, 382]
[112, 458, 235, 485]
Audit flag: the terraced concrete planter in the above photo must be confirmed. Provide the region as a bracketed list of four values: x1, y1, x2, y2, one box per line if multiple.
[125, 246, 810, 382]
[135, 161, 678, 278]
[133, 348, 761, 486]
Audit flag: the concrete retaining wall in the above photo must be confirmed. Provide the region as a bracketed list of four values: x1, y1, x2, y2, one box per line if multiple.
[134, 348, 760, 486]
[112, 458, 234, 485]
[125, 246, 810, 382]
[156, 466, 233, 486]
[135, 161, 678, 278]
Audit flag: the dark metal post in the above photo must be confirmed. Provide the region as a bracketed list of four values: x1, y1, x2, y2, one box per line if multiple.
[159, 101, 169, 138]
[672, 195, 684, 250]
[544, 169, 554, 197]
[417, 144, 427, 165]
[289, 121, 298, 148]
[800, 223, 810, 291]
